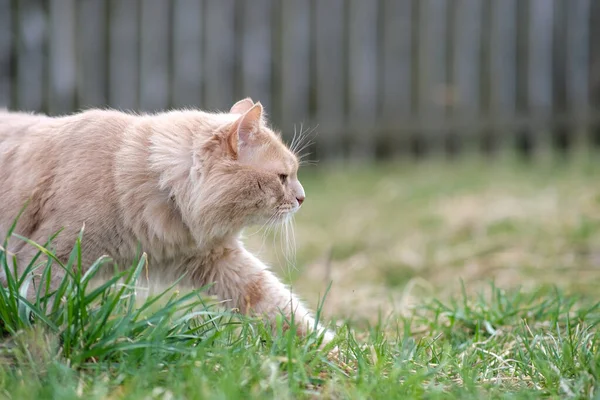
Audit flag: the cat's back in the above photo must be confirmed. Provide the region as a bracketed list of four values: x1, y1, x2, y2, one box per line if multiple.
[0, 108, 134, 146]
[0, 109, 135, 187]
[0, 109, 49, 142]
[0, 109, 136, 245]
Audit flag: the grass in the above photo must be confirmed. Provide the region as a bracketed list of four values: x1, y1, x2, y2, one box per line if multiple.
[1, 155, 600, 399]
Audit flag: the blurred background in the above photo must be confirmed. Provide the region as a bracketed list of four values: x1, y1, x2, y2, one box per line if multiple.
[1, 0, 599, 323]
[1, 0, 599, 160]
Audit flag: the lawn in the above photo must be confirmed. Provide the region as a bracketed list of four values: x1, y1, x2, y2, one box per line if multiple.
[1, 155, 599, 399]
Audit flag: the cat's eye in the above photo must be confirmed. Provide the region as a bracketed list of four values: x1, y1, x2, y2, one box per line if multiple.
[278, 174, 288, 184]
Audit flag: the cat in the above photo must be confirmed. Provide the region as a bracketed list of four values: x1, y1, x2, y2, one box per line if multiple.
[0, 98, 333, 344]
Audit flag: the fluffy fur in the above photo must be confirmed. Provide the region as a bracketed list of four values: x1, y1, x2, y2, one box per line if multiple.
[0, 99, 332, 342]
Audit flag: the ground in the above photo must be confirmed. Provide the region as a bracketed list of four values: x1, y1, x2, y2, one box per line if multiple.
[1, 154, 599, 399]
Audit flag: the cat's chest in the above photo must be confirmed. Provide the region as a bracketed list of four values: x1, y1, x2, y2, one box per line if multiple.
[136, 234, 198, 265]
[87, 224, 195, 270]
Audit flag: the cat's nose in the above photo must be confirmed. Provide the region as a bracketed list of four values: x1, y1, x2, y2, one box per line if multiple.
[296, 196, 305, 206]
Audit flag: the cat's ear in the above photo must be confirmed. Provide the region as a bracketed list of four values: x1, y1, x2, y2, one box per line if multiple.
[227, 102, 263, 157]
[230, 97, 254, 114]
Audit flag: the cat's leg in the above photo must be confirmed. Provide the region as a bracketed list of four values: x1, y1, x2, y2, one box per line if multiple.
[194, 246, 334, 344]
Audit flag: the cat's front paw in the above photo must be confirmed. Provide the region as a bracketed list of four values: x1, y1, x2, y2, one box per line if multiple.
[317, 328, 336, 350]
[322, 329, 335, 345]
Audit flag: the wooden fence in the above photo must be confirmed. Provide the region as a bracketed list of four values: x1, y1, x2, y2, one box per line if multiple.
[0, 0, 599, 160]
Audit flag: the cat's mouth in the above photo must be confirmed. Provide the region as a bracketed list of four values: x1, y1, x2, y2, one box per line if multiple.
[273, 205, 298, 220]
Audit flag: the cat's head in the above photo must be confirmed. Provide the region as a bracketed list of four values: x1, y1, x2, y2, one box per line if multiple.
[197, 98, 306, 233]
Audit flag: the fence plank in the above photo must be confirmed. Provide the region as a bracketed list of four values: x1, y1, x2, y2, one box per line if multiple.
[590, 0, 600, 110]
[280, 0, 310, 140]
[382, 0, 412, 120]
[0, 0, 11, 108]
[204, 0, 235, 111]
[77, 0, 108, 109]
[453, 0, 482, 114]
[240, 0, 272, 111]
[551, 0, 569, 152]
[381, 0, 412, 154]
[417, 0, 448, 152]
[566, 0, 591, 149]
[452, 0, 482, 147]
[566, 0, 590, 121]
[490, 0, 517, 117]
[528, 1, 554, 119]
[489, 0, 517, 150]
[348, 0, 378, 159]
[16, 0, 46, 112]
[48, 0, 77, 115]
[515, 0, 531, 154]
[172, 0, 203, 108]
[315, 0, 345, 159]
[139, 0, 170, 112]
[109, 0, 139, 111]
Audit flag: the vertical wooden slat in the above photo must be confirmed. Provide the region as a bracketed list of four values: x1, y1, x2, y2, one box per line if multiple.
[528, 0, 554, 151]
[381, 0, 412, 155]
[139, 0, 170, 112]
[280, 0, 310, 141]
[552, 0, 568, 153]
[48, 0, 77, 115]
[417, 0, 448, 154]
[172, 0, 203, 108]
[566, 0, 590, 111]
[489, 0, 517, 146]
[77, 0, 108, 109]
[16, 0, 47, 112]
[315, 0, 345, 159]
[452, 0, 482, 150]
[204, 0, 235, 111]
[590, 0, 600, 146]
[348, 0, 378, 159]
[268, 0, 282, 127]
[0, 0, 12, 108]
[240, 0, 272, 110]
[515, 0, 531, 155]
[566, 0, 590, 147]
[109, 0, 139, 111]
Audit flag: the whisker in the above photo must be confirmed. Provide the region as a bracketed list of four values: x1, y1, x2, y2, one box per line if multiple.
[290, 215, 297, 261]
[290, 124, 299, 154]
[300, 124, 319, 145]
[297, 152, 318, 164]
[298, 159, 319, 166]
[294, 131, 317, 153]
[297, 152, 314, 160]
[245, 210, 279, 237]
[282, 219, 291, 278]
[287, 217, 295, 263]
[295, 139, 315, 156]
[250, 210, 300, 279]
[262, 214, 279, 245]
[245, 210, 281, 257]
[283, 215, 298, 279]
[295, 123, 305, 153]
[273, 219, 288, 275]
[290, 123, 319, 156]
[283, 219, 292, 266]
[290, 123, 303, 154]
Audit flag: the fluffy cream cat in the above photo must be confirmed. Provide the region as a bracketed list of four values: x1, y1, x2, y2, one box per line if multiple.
[0, 98, 333, 343]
